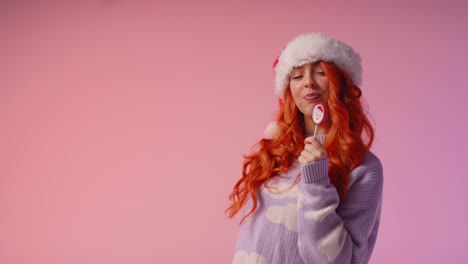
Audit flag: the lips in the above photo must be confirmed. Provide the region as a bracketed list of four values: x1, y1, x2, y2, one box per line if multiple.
[303, 93, 321, 100]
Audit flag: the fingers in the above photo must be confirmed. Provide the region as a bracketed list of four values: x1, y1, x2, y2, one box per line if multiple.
[304, 136, 322, 148]
[298, 155, 309, 165]
[299, 147, 327, 163]
[298, 136, 327, 164]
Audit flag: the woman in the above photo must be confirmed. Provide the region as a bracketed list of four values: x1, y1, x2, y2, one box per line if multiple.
[227, 33, 383, 264]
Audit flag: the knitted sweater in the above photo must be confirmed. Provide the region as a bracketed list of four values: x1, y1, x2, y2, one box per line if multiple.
[233, 135, 383, 264]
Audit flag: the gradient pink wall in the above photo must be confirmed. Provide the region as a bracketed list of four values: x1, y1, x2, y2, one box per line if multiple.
[1, 1, 467, 263]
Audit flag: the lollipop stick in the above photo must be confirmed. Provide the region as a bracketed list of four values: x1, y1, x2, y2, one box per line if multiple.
[313, 124, 317, 137]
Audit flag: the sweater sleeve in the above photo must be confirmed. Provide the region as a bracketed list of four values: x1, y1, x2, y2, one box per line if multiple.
[296, 154, 383, 263]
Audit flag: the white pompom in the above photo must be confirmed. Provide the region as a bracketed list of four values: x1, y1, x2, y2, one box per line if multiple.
[264, 120, 279, 139]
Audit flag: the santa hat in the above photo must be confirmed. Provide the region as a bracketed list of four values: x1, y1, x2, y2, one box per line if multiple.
[264, 32, 362, 138]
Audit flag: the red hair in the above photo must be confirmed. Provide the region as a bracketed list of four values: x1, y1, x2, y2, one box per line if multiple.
[227, 61, 374, 223]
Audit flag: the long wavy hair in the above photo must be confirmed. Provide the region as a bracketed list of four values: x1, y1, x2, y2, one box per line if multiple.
[227, 61, 374, 223]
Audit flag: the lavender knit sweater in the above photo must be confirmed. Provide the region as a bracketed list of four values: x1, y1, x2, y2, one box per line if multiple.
[233, 135, 383, 264]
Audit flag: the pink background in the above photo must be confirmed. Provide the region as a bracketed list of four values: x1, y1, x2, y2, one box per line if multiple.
[1, 1, 467, 263]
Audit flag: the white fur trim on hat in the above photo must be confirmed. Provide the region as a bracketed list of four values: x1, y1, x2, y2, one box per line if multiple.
[274, 32, 362, 98]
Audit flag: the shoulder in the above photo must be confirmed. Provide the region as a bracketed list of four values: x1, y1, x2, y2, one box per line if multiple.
[350, 151, 383, 185]
[361, 151, 383, 171]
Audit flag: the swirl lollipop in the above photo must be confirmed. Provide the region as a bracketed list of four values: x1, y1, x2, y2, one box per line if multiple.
[312, 103, 326, 137]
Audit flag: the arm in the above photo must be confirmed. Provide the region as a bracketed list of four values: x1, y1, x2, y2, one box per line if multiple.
[297, 154, 383, 263]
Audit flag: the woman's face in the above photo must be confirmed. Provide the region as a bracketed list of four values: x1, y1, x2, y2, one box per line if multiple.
[289, 62, 330, 119]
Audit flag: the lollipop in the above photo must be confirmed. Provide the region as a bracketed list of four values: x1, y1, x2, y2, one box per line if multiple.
[312, 103, 326, 137]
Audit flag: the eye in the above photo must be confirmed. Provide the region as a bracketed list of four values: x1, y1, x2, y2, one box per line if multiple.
[315, 71, 326, 76]
[291, 75, 303, 80]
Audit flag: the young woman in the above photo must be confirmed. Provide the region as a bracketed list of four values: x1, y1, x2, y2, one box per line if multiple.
[227, 33, 383, 264]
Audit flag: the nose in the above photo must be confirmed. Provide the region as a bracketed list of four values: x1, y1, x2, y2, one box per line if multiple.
[304, 73, 316, 88]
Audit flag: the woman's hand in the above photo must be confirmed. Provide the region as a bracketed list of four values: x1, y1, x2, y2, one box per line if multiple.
[298, 136, 328, 165]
